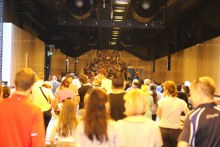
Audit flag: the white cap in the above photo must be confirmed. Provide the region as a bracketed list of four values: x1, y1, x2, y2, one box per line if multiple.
[184, 81, 191, 87]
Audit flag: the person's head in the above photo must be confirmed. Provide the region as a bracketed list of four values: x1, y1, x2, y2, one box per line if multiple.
[150, 84, 157, 103]
[182, 85, 190, 95]
[92, 77, 102, 86]
[98, 68, 107, 76]
[84, 88, 109, 143]
[132, 79, 139, 87]
[36, 72, 44, 80]
[51, 75, 57, 81]
[150, 84, 156, 91]
[163, 80, 177, 97]
[176, 84, 182, 91]
[15, 68, 35, 92]
[58, 98, 78, 137]
[3, 86, 11, 98]
[79, 74, 88, 84]
[124, 89, 148, 116]
[65, 74, 73, 83]
[61, 78, 70, 88]
[112, 72, 125, 89]
[144, 79, 151, 85]
[190, 76, 215, 108]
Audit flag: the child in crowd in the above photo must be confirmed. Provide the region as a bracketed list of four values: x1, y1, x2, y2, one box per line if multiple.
[50, 98, 78, 147]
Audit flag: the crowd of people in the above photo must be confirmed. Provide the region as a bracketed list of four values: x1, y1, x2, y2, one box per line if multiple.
[0, 52, 220, 147]
[84, 50, 127, 80]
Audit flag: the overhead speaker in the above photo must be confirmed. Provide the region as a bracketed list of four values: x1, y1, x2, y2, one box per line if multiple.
[133, 0, 165, 22]
[87, 35, 98, 46]
[65, 0, 94, 19]
[120, 33, 133, 47]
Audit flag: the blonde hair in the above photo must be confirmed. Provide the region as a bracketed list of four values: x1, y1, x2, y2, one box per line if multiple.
[124, 89, 148, 116]
[57, 99, 78, 137]
[163, 81, 177, 97]
[191, 76, 215, 99]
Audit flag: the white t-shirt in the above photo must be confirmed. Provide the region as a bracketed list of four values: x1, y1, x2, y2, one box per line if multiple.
[117, 115, 163, 147]
[75, 120, 121, 147]
[158, 97, 187, 129]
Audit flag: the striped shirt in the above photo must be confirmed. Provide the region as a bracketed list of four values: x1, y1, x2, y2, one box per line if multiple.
[178, 102, 220, 147]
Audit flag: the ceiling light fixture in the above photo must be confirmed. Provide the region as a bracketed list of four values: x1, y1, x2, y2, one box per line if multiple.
[113, 9, 125, 12]
[112, 32, 119, 35]
[112, 38, 117, 39]
[75, 0, 84, 8]
[115, 0, 128, 5]
[142, 0, 151, 10]
[114, 16, 123, 19]
[113, 19, 123, 21]
[111, 42, 117, 45]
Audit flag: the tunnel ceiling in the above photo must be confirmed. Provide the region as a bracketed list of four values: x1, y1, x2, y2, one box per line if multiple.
[16, 0, 220, 60]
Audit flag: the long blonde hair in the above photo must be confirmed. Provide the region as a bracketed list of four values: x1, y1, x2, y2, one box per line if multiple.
[57, 98, 78, 137]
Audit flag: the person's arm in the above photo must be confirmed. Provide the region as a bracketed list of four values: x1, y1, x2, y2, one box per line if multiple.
[53, 94, 59, 111]
[30, 108, 45, 147]
[182, 100, 190, 115]
[156, 107, 162, 119]
[48, 89, 56, 109]
[183, 106, 190, 115]
[177, 141, 189, 147]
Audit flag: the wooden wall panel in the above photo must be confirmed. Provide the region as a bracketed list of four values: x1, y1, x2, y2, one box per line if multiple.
[50, 50, 66, 77]
[153, 57, 167, 83]
[153, 36, 220, 95]
[50, 50, 97, 77]
[9, 24, 45, 86]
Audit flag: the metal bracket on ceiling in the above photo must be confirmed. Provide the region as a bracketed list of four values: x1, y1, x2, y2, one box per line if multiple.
[58, 17, 164, 29]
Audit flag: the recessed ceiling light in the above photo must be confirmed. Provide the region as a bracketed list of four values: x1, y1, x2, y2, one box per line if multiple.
[111, 42, 117, 45]
[115, 0, 128, 5]
[142, 1, 151, 10]
[114, 19, 123, 21]
[75, 0, 84, 8]
[114, 16, 123, 19]
[113, 9, 125, 12]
